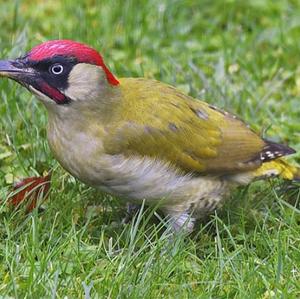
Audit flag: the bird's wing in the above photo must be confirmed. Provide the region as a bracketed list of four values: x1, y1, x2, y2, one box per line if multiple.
[104, 78, 294, 174]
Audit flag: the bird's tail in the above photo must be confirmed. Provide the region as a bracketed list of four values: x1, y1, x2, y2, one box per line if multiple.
[253, 158, 300, 181]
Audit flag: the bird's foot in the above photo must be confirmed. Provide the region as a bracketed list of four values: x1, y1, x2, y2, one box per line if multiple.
[166, 212, 195, 234]
[121, 203, 141, 224]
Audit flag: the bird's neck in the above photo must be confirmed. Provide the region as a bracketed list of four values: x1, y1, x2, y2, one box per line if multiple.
[47, 84, 123, 125]
[46, 83, 123, 166]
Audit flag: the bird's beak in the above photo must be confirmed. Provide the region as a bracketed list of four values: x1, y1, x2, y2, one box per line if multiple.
[0, 60, 25, 79]
[0, 59, 36, 90]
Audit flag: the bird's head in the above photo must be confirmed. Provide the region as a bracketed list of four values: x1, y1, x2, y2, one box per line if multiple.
[0, 40, 119, 110]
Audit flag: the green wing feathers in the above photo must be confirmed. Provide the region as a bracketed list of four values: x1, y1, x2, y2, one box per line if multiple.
[104, 78, 296, 175]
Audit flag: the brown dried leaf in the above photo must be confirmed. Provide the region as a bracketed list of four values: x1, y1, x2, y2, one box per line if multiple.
[8, 172, 52, 212]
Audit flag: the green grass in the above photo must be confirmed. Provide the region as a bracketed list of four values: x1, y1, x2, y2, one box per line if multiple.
[0, 0, 300, 297]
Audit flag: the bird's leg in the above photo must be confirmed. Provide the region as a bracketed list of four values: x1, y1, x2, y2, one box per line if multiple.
[165, 211, 196, 234]
[122, 202, 141, 224]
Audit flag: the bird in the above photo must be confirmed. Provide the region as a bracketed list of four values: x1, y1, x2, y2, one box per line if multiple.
[0, 39, 299, 232]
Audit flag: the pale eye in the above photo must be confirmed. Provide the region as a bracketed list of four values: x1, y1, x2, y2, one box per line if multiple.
[50, 64, 64, 75]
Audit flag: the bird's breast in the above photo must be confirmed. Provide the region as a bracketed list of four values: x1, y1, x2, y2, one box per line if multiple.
[47, 117, 107, 185]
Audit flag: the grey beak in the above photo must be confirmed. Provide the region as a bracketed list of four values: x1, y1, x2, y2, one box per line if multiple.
[0, 60, 24, 78]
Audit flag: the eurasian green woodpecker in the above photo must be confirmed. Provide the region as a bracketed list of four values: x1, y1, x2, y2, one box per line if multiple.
[0, 40, 299, 232]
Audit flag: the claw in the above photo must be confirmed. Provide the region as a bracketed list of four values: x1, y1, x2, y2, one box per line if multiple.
[122, 203, 140, 224]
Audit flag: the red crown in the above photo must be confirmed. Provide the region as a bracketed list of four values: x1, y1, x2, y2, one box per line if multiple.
[28, 40, 119, 85]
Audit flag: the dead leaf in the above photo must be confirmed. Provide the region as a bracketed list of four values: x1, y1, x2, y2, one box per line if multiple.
[8, 172, 52, 212]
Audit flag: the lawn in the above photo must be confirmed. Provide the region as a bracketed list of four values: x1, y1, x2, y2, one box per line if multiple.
[0, 0, 300, 297]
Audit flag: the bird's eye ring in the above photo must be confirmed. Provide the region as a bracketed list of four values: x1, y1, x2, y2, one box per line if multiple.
[50, 64, 64, 75]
